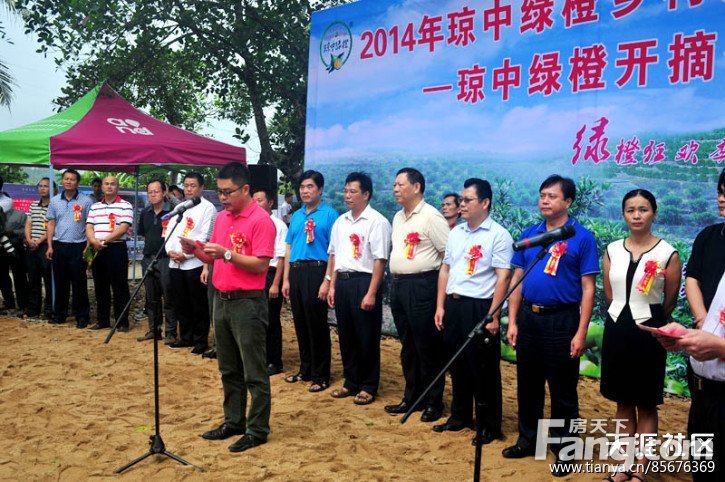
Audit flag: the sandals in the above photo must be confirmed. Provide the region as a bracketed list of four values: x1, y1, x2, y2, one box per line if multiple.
[353, 391, 375, 405]
[308, 381, 329, 393]
[284, 373, 309, 384]
[331, 387, 356, 398]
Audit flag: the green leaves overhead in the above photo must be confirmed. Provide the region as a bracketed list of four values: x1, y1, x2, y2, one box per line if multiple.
[17, 0, 349, 180]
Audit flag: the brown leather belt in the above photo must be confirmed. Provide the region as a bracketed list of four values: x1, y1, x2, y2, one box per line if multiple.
[217, 289, 264, 301]
[290, 260, 327, 268]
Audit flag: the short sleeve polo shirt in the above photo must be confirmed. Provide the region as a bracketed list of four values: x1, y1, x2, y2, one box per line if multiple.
[211, 202, 276, 291]
[285, 200, 339, 262]
[511, 219, 599, 305]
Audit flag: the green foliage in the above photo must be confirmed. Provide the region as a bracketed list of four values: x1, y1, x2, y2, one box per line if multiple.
[18, 0, 351, 182]
[0, 165, 29, 184]
[0, 0, 17, 108]
[570, 177, 611, 218]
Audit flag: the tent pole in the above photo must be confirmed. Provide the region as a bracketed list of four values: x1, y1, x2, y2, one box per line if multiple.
[49, 163, 56, 313]
[132, 167, 140, 281]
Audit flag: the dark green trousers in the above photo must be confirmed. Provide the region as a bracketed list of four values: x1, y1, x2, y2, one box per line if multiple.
[214, 295, 271, 440]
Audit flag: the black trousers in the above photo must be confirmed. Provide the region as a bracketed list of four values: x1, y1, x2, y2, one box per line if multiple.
[142, 256, 175, 336]
[0, 243, 28, 310]
[25, 243, 52, 317]
[265, 267, 284, 367]
[389, 271, 445, 408]
[334, 274, 382, 395]
[169, 265, 209, 349]
[289, 264, 331, 384]
[688, 374, 724, 482]
[91, 242, 130, 328]
[515, 304, 580, 452]
[51, 241, 89, 324]
[442, 297, 501, 432]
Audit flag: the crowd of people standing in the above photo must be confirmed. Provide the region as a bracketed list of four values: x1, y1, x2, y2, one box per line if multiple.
[0, 164, 722, 480]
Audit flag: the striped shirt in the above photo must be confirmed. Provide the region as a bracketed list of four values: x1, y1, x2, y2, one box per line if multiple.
[87, 196, 134, 241]
[46, 190, 94, 243]
[28, 200, 50, 240]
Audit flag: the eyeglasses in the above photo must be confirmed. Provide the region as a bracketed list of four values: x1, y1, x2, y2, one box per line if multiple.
[216, 186, 243, 198]
[459, 197, 481, 205]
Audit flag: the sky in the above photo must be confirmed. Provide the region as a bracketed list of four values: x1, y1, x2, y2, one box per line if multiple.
[0, 17, 261, 166]
[305, 0, 725, 165]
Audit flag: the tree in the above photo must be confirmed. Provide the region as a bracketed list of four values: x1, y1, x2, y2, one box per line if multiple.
[0, 0, 17, 108]
[0, 165, 29, 184]
[18, 0, 349, 182]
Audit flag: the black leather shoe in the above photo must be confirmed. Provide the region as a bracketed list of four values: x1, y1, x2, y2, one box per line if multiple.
[502, 444, 535, 459]
[169, 340, 194, 349]
[76, 321, 88, 329]
[551, 458, 573, 477]
[420, 406, 443, 422]
[228, 433, 266, 453]
[191, 345, 208, 355]
[384, 400, 421, 415]
[202, 349, 217, 359]
[471, 430, 503, 446]
[117, 325, 130, 333]
[89, 323, 110, 330]
[201, 423, 245, 441]
[432, 420, 472, 432]
[267, 364, 283, 375]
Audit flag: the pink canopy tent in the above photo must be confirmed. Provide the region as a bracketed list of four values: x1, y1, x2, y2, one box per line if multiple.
[0, 83, 245, 170]
[52, 84, 245, 170]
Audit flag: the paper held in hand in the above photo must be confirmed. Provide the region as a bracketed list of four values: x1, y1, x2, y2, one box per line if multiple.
[637, 322, 687, 339]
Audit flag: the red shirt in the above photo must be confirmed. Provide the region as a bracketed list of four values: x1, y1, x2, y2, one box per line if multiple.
[211, 201, 275, 291]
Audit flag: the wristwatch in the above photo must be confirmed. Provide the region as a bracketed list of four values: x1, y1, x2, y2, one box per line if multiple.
[325, 274, 332, 282]
[223, 250, 233, 263]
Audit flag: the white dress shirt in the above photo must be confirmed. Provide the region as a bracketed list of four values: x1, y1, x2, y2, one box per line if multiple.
[328, 204, 392, 273]
[164, 197, 217, 270]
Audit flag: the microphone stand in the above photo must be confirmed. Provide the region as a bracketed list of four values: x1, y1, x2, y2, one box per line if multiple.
[400, 245, 550, 482]
[105, 211, 200, 473]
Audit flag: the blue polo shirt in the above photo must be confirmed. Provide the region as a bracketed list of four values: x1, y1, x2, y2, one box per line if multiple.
[46, 190, 94, 243]
[286, 200, 339, 262]
[511, 219, 599, 305]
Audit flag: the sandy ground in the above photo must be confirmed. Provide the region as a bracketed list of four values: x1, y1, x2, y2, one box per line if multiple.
[0, 302, 694, 482]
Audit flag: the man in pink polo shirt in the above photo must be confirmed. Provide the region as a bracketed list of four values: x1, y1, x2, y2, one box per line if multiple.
[180, 162, 275, 454]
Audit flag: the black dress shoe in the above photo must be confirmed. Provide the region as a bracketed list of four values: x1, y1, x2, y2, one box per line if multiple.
[201, 423, 245, 441]
[49, 318, 66, 325]
[191, 345, 208, 355]
[384, 400, 421, 415]
[228, 433, 266, 453]
[471, 430, 503, 446]
[420, 405, 443, 422]
[202, 349, 217, 359]
[169, 340, 194, 349]
[89, 323, 110, 330]
[267, 364, 283, 375]
[432, 420, 472, 432]
[502, 444, 535, 459]
[76, 321, 88, 329]
[117, 325, 130, 333]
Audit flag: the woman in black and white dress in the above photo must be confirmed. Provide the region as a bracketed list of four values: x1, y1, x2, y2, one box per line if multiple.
[600, 189, 681, 482]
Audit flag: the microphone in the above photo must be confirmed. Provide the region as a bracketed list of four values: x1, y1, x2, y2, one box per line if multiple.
[161, 197, 201, 221]
[512, 225, 575, 251]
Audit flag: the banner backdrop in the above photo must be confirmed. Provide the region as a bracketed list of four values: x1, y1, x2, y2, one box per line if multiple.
[306, 0, 724, 396]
